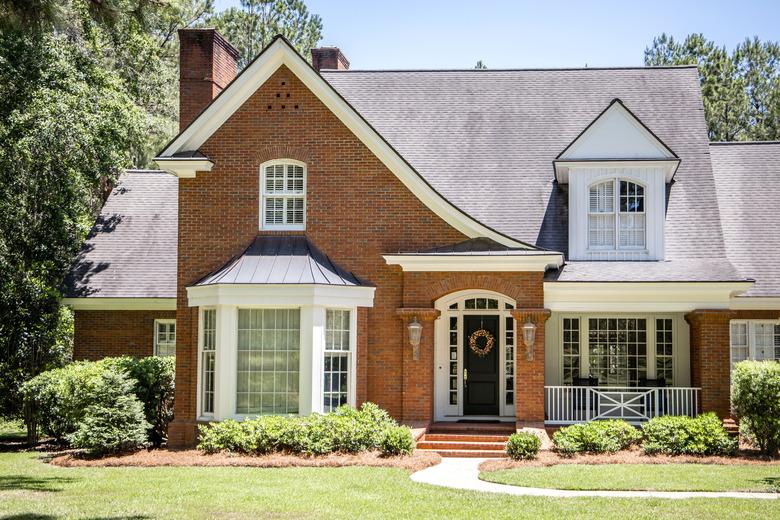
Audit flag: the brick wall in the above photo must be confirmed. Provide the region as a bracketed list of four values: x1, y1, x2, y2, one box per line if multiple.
[168, 64, 489, 446]
[686, 308, 780, 418]
[73, 310, 176, 360]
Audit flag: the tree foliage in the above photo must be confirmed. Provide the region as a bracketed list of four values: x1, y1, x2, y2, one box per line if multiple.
[645, 33, 780, 141]
[208, 0, 322, 69]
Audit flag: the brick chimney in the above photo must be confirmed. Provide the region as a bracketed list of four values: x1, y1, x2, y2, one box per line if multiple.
[311, 47, 349, 71]
[178, 28, 239, 131]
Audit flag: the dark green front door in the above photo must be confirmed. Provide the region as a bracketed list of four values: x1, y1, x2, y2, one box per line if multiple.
[463, 315, 500, 415]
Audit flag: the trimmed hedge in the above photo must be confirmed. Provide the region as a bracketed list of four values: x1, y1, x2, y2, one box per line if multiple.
[731, 360, 780, 455]
[641, 413, 736, 456]
[506, 432, 541, 460]
[553, 420, 642, 455]
[198, 403, 411, 456]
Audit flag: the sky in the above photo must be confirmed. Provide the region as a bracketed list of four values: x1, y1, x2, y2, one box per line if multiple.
[212, 1, 779, 69]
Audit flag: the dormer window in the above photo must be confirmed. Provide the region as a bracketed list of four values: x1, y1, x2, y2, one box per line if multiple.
[588, 179, 646, 250]
[260, 160, 306, 230]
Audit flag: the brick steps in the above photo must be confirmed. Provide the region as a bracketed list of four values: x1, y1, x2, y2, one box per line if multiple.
[422, 433, 510, 443]
[417, 422, 513, 458]
[723, 418, 739, 437]
[417, 440, 508, 451]
[430, 449, 508, 458]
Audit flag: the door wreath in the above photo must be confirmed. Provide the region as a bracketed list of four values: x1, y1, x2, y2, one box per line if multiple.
[468, 329, 495, 357]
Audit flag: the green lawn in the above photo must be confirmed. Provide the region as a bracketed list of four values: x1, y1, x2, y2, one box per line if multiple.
[1, 453, 780, 519]
[481, 464, 780, 493]
[0, 419, 25, 442]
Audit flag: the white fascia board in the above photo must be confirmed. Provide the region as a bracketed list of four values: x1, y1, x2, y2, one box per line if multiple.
[186, 284, 376, 308]
[554, 159, 680, 184]
[159, 38, 527, 248]
[153, 158, 214, 179]
[730, 297, 780, 311]
[544, 281, 754, 313]
[383, 253, 564, 272]
[61, 298, 177, 311]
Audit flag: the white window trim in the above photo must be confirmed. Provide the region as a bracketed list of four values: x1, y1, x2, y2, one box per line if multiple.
[259, 159, 307, 231]
[153, 319, 176, 357]
[197, 307, 217, 419]
[323, 308, 358, 412]
[729, 319, 780, 369]
[587, 178, 647, 252]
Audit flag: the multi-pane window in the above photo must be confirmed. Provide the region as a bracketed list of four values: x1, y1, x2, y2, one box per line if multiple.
[324, 309, 351, 412]
[201, 309, 216, 415]
[154, 320, 176, 357]
[448, 316, 458, 405]
[588, 179, 646, 250]
[236, 309, 300, 415]
[505, 316, 515, 406]
[463, 297, 499, 310]
[261, 162, 305, 229]
[731, 321, 780, 367]
[562, 318, 580, 385]
[655, 318, 674, 383]
[588, 318, 647, 387]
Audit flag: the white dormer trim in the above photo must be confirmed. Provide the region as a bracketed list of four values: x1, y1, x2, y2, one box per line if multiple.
[154, 36, 532, 249]
[155, 158, 214, 179]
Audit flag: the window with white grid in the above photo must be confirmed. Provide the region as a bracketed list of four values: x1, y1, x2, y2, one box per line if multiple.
[201, 309, 216, 415]
[261, 161, 306, 230]
[730, 322, 749, 367]
[655, 318, 674, 383]
[236, 309, 300, 415]
[753, 323, 780, 361]
[730, 321, 780, 368]
[588, 179, 646, 250]
[154, 319, 176, 357]
[324, 309, 351, 412]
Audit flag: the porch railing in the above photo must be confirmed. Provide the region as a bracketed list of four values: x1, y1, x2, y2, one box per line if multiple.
[544, 386, 701, 425]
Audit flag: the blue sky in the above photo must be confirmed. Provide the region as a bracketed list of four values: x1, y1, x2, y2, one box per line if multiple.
[213, 1, 779, 69]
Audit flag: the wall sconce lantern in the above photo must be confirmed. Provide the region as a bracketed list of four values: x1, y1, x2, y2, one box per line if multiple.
[408, 317, 423, 360]
[522, 318, 537, 361]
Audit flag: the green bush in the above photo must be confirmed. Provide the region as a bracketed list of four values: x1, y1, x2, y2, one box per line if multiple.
[197, 403, 409, 456]
[731, 361, 780, 455]
[553, 420, 641, 455]
[66, 370, 149, 454]
[379, 426, 415, 456]
[506, 431, 541, 460]
[641, 413, 736, 456]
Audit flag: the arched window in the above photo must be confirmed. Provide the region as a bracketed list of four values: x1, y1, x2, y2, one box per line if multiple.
[588, 179, 645, 249]
[260, 160, 306, 230]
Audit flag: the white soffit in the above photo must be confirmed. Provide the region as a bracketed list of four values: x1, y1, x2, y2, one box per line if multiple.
[730, 297, 780, 311]
[186, 284, 376, 308]
[156, 37, 529, 249]
[154, 158, 213, 178]
[383, 254, 564, 272]
[61, 298, 177, 311]
[544, 281, 753, 313]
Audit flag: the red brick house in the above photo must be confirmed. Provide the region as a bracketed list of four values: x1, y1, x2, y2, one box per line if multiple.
[63, 29, 780, 448]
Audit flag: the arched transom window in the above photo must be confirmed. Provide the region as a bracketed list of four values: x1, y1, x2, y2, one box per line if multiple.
[260, 160, 306, 230]
[588, 179, 645, 250]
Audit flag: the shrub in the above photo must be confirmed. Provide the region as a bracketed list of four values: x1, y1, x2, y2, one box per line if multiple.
[66, 370, 150, 454]
[553, 420, 641, 455]
[379, 426, 415, 456]
[731, 360, 780, 455]
[506, 432, 541, 460]
[641, 413, 736, 456]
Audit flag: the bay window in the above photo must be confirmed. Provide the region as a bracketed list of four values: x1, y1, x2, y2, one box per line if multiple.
[323, 309, 352, 412]
[200, 309, 216, 415]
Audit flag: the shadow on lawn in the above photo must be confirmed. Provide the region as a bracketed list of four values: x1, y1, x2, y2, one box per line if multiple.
[756, 476, 780, 492]
[0, 475, 78, 493]
[1, 516, 151, 520]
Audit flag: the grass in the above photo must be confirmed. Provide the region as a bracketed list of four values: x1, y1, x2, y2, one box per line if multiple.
[1, 453, 780, 519]
[0, 419, 25, 442]
[481, 464, 780, 493]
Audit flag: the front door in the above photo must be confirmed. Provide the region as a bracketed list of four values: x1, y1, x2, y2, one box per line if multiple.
[463, 315, 500, 415]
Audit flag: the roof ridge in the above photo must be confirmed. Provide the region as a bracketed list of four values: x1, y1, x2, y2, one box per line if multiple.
[710, 140, 780, 146]
[322, 65, 699, 73]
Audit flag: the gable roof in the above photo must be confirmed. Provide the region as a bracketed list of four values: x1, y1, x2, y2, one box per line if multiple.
[194, 235, 370, 287]
[710, 141, 780, 298]
[156, 35, 533, 249]
[63, 170, 177, 299]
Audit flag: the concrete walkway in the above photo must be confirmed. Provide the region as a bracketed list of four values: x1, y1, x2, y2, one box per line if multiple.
[410, 457, 779, 500]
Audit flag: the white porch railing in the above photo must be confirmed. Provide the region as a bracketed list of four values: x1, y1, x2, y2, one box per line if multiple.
[544, 386, 701, 425]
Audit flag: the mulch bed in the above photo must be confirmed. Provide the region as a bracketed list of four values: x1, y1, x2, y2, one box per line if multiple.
[480, 446, 780, 472]
[49, 448, 440, 472]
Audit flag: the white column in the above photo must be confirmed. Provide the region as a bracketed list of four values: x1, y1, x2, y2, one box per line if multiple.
[215, 305, 237, 420]
[299, 305, 326, 415]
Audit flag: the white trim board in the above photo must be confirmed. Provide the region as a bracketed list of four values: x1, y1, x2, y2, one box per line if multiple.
[730, 297, 780, 311]
[155, 36, 530, 249]
[186, 283, 376, 308]
[384, 254, 564, 272]
[61, 297, 177, 311]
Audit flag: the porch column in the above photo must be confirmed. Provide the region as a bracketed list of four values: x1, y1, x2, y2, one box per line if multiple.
[511, 308, 551, 424]
[397, 308, 440, 425]
[685, 309, 735, 418]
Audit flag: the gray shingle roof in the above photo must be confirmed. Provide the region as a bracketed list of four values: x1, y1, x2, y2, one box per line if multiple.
[710, 142, 780, 297]
[546, 259, 745, 283]
[64, 170, 177, 298]
[322, 66, 727, 263]
[194, 235, 370, 286]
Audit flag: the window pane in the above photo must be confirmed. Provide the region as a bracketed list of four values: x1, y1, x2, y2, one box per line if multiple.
[263, 163, 306, 228]
[587, 318, 647, 387]
[323, 353, 349, 412]
[619, 181, 644, 212]
[588, 214, 615, 248]
[201, 309, 217, 414]
[155, 321, 176, 357]
[730, 322, 749, 366]
[589, 180, 614, 213]
[505, 316, 515, 406]
[754, 323, 780, 361]
[562, 318, 580, 385]
[655, 319, 673, 383]
[619, 213, 646, 248]
[236, 308, 300, 415]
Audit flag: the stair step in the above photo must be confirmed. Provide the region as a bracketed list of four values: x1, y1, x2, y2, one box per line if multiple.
[428, 427, 515, 435]
[417, 440, 507, 451]
[423, 449, 507, 458]
[422, 433, 510, 443]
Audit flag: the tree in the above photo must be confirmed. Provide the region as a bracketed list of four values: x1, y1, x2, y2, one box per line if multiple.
[208, 0, 322, 69]
[474, 60, 487, 69]
[645, 33, 780, 141]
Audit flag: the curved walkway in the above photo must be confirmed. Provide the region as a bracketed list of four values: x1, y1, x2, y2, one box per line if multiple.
[410, 457, 779, 500]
